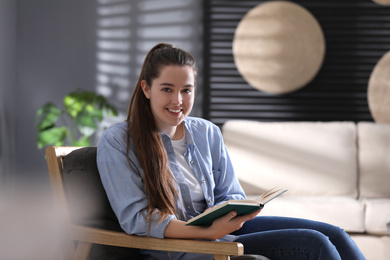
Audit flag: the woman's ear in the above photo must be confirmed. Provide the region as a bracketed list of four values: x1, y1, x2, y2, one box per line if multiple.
[141, 80, 151, 99]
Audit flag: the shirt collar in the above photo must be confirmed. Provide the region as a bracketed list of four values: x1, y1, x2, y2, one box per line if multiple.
[160, 119, 195, 147]
[182, 119, 195, 146]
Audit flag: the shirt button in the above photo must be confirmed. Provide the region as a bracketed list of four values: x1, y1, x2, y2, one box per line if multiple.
[190, 160, 194, 164]
[202, 180, 205, 183]
[209, 199, 212, 203]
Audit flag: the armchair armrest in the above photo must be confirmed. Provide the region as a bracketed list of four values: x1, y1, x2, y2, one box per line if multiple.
[69, 224, 244, 260]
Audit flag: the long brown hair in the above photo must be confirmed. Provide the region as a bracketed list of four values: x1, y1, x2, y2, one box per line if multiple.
[126, 43, 197, 225]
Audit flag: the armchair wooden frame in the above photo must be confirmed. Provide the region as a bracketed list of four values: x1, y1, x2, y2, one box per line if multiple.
[46, 146, 244, 260]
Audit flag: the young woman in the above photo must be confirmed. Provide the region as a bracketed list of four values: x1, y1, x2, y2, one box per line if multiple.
[97, 43, 366, 260]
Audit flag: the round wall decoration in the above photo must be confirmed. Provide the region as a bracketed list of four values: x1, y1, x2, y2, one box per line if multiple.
[233, 1, 325, 94]
[368, 50, 390, 124]
[372, 0, 390, 5]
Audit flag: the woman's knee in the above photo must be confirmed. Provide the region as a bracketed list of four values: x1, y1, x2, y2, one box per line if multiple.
[315, 221, 351, 242]
[299, 229, 341, 260]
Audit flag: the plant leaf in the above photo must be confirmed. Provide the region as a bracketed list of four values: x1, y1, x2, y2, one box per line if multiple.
[37, 126, 68, 149]
[35, 103, 61, 130]
[76, 109, 98, 137]
[97, 95, 118, 117]
[64, 92, 86, 119]
[36, 89, 118, 150]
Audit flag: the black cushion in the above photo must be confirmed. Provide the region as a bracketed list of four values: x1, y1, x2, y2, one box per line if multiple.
[62, 147, 142, 260]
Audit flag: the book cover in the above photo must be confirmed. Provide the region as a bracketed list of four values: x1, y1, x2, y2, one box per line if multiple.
[186, 187, 287, 226]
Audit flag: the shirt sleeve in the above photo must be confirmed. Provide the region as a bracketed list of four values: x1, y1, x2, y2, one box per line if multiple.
[209, 123, 246, 205]
[96, 124, 176, 238]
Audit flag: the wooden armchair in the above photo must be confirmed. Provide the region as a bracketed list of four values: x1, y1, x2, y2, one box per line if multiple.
[46, 146, 245, 260]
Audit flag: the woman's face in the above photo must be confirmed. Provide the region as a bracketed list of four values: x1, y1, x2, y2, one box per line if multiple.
[141, 65, 195, 137]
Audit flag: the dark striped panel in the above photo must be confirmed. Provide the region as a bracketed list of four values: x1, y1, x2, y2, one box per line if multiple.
[203, 0, 390, 125]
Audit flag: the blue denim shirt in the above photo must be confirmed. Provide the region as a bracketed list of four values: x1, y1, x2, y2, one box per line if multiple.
[97, 117, 246, 259]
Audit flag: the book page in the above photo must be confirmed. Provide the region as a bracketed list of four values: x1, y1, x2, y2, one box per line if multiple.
[257, 187, 287, 205]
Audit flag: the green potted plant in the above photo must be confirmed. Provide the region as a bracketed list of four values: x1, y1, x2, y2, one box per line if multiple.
[36, 90, 118, 148]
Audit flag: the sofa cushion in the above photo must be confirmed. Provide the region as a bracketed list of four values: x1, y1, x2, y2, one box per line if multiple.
[351, 235, 390, 260]
[223, 121, 358, 197]
[358, 122, 390, 198]
[248, 196, 365, 233]
[363, 198, 390, 235]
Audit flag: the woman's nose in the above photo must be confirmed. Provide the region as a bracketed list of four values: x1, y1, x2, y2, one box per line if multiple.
[171, 92, 182, 104]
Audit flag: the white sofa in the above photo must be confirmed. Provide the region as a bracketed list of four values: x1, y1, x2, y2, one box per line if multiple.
[222, 120, 390, 260]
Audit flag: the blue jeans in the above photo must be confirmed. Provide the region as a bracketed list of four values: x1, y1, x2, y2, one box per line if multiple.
[232, 216, 366, 260]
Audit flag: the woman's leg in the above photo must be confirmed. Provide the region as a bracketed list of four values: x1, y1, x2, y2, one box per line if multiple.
[235, 229, 341, 260]
[232, 216, 366, 260]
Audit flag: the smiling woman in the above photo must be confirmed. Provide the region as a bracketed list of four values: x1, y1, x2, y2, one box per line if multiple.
[140, 65, 195, 139]
[95, 43, 366, 260]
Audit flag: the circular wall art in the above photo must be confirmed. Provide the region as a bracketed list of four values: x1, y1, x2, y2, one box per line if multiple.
[233, 1, 325, 94]
[372, 0, 390, 5]
[368, 50, 390, 124]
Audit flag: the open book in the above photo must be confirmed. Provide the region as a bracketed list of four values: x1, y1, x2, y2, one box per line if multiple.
[186, 187, 287, 226]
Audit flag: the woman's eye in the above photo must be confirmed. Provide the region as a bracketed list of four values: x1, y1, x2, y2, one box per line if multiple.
[183, 89, 192, 94]
[162, 88, 171, 92]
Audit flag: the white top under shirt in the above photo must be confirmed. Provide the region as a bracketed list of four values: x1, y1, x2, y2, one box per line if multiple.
[171, 135, 206, 213]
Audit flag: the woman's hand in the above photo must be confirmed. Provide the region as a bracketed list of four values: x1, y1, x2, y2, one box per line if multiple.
[164, 209, 261, 240]
[206, 209, 261, 240]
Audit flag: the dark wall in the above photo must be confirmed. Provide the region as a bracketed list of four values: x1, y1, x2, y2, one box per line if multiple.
[0, 0, 17, 195]
[203, 0, 390, 125]
[15, 0, 97, 189]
